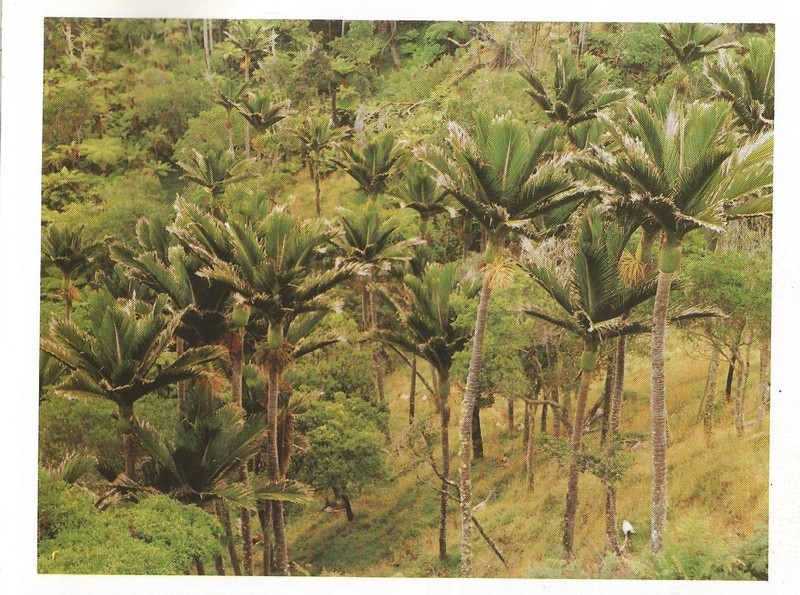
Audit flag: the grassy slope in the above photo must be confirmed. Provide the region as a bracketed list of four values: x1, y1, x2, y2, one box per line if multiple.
[283, 330, 768, 578]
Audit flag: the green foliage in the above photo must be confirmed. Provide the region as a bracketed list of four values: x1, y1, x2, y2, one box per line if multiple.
[634, 511, 756, 580]
[38, 486, 223, 575]
[290, 333, 375, 401]
[294, 392, 388, 501]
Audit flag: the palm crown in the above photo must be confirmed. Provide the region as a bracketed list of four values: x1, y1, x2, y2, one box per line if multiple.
[579, 93, 773, 244]
[417, 114, 599, 240]
[41, 293, 225, 408]
[521, 53, 630, 129]
[333, 132, 406, 198]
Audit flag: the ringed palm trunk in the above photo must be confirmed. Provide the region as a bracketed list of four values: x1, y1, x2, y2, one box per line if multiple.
[702, 342, 721, 442]
[605, 334, 626, 555]
[215, 499, 242, 575]
[438, 370, 451, 562]
[229, 327, 253, 574]
[257, 500, 272, 575]
[119, 403, 136, 481]
[266, 361, 290, 575]
[562, 342, 598, 561]
[458, 260, 494, 577]
[650, 265, 676, 554]
[757, 338, 770, 428]
[409, 354, 417, 425]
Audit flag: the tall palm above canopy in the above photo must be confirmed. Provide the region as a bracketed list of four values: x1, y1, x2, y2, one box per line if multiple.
[296, 115, 344, 216]
[41, 224, 104, 321]
[172, 200, 360, 576]
[520, 52, 631, 130]
[379, 261, 476, 562]
[704, 34, 774, 135]
[416, 113, 600, 576]
[578, 93, 773, 553]
[333, 131, 406, 200]
[40, 292, 225, 481]
[522, 208, 718, 559]
[335, 203, 417, 403]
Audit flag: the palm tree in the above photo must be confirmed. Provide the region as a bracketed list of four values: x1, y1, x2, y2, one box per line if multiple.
[578, 94, 773, 552]
[172, 202, 359, 575]
[40, 292, 224, 481]
[333, 131, 406, 201]
[522, 209, 665, 559]
[296, 115, 344, 216]
[379, 262, 475, 562]
[520, 52, 630, 130]
[224, 21, 271, 157]
[417, 113, 599, 576]
[389, 161, 455, 243]
[110, 216, 231, 418]
[704, 34, 774, 135]
[41, 224, 104, 321]
[233, 88, 289, 135]
[135, 388, 309, 575]
[177, 149, 254, 217]
[335, 203, 416, 403]
[658, 23, 741, 68]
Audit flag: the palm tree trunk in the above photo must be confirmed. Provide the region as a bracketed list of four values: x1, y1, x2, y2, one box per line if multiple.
[202, 19, 212, 81]
[194, 555, 205, 575]
[213, 553, 226, 575]
[342, 494, 355, 521]
[600, 357, 615, 445]
[562, 343, 598, 561]
[725, 322, 745, 402]
[757, 339, 770, 428]
[702, 345, 720, 444]
[605, 334, 626, 555]
[409, 354, 417, 425]
[266, 363, 290, 575]
[471, 403, 484, 460]
[458, 263, 493, 577]
[507, 398, 514, 433]
[735, 352, 746, 437]
[523, 400, 531, 448]
[312, 162, 322, 217]
[438, 370, 451, 562]
[526, 401, 538, 493]
[243, 67, 251, 158]
[650, 268, 674, 554]
[119, 403, 136, 481]
[369, 279, 386, 403]
[257, 501, 272, 575]
[215, 500, 242, 575]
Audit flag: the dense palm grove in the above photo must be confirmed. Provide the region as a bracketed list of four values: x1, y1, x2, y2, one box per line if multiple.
[38, 19, 773, 578]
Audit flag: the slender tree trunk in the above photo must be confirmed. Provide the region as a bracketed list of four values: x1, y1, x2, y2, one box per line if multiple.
[342, 495, 355, 521]
[541, 390, 549, 435]
[312, 163, 322, 217]
[526, 401, 538, 493]
[213, 552, 226, 575]
[600, 357, 615, 445]
[725, 322, 745, 401]
[757, 339, 771, 428]
[243, 67, 251, 158]
[215, 500, 242, 575]
[409, 354, 417, 425]
[523, 400, 531, 448]
[194, 555, 205, 575]
[369, 279, 386, 404]
[119, 403, 136, 481]
[735, 353, 746, 437]
[63, 275, 73, 322]
[202, 19, 212, 81]
[507, 398, 515, 433]
[703, 346, 721, 441]
[266, 363, 290, 575]
[257, 501, 272, 575]
[562, 343, 598, 561]
[606, 334, 626, 556]
[438, 370, 451, 561]
[650, 268, 675, 554]
[458, 262, 494, 578]
[471, 404, 484, 460]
